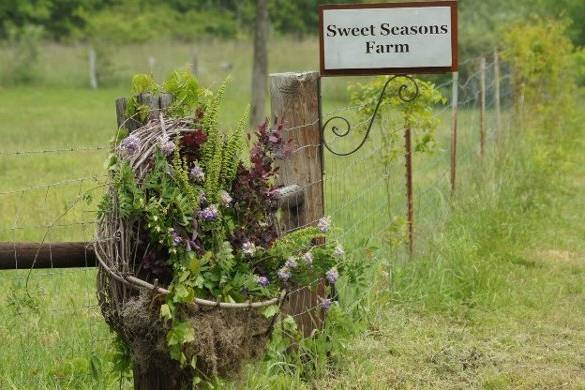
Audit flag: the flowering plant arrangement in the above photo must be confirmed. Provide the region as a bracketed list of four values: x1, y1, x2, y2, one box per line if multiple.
[97, 71, 344, 368]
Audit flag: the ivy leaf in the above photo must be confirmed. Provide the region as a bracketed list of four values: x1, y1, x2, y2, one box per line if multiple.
[262, 304, 279, 318]
[195, 275, 205, 289]
[188, 258, 200, 274]
[167, 321, 195, 347]
[179, 270, 191, 283]
[160, 304, 172, 320]
[173, 285, 193, 303]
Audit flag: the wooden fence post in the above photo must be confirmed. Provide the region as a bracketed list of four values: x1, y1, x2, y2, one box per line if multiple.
[450, 71, 459, 194]
[494, 50, 502, 136]
[251, 0, 269, 128]
[270, 72, 323, 229]
[479, 57, 486, 156]
[89, 48, 98, 90]
[148, 56, 156, 75]
[270, 71, 325, 336]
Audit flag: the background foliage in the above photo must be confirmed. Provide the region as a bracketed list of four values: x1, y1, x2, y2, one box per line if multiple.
[1, 0, 583, 47]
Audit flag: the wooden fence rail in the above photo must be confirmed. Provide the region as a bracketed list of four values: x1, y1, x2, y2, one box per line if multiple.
[0, 184, 304, 270]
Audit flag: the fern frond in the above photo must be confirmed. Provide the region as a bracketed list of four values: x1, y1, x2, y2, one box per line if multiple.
[171, 149, 199, 211]
[220, 108, 248, 190]
[201, 78, 229, 171]
[204, 139, 224, 202]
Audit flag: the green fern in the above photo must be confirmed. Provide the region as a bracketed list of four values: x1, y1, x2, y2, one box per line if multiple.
[204, 138, 224, 203]
[220, 108, 248, 190]
[201, 78, 229, 171]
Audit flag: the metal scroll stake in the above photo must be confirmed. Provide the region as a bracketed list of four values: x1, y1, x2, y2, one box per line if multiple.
[321, 75, 419, 157]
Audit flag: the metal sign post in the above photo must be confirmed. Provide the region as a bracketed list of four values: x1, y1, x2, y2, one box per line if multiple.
[318, 1, 458, 255]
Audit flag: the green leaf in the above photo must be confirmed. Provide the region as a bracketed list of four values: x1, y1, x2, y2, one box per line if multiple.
[167, 321, 195, 347]
[173, 285, 193, 303]
[160, 304, 172, 320]
[262, 304, 280, 318]
[188, 258, 200, 274]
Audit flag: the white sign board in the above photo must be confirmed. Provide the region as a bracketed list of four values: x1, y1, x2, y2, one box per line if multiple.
[319, 1, 458, 76]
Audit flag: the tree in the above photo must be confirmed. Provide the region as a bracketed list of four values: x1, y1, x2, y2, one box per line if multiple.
[250, 0, 268, 128]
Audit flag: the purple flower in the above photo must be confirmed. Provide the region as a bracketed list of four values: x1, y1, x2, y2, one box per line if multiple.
[317, 216, 331, 233]
[190, 163, 205, 183]
[277, 267, 291, 282]
[242, 241, 256, 256]
[320, 298, 333, 311]
[119, 134, 141, 158]
[326, 267, 339, 284]
[198, 205, 218, 221]
[199, 192, 208, 207]
[159, 137, 176, 156]
[256, 275, 270, 288]
[170, 230, 182, 246]
[285, 257, 298, 269]
[334, 245, 345, 257]
[302, 251, 313, 266]
[220, 191, 233, 207]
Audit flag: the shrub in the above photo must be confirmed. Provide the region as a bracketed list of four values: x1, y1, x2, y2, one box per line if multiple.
[501, 18, 576, 130]
[1, 24, 43, 85]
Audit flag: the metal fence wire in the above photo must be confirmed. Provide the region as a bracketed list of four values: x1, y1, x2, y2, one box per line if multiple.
[0, 52, 513, 386]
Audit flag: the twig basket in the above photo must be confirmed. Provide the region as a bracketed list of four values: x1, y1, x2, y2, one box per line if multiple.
[95, 114, 287, 384]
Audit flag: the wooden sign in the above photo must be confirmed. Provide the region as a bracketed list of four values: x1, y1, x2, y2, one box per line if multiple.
[319, 1, 458, 76]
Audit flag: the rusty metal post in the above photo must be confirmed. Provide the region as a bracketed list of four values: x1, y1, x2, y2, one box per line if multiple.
[404, 126, 414, 255]
[479, 57, 486, 156]
[450, 71, 459, 193]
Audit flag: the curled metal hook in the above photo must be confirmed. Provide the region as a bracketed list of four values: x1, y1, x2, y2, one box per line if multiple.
[321, 75, 419, 157]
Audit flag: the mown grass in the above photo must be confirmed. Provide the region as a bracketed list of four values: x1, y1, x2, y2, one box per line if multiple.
[1, 38, 583, 388]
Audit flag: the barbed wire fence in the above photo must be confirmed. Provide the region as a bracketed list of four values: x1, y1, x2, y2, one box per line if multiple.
[0, 50, 514, 387]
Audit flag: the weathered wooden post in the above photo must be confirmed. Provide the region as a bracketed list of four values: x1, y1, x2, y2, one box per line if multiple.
[494, 50, 502, 136]
[270, 71, 326, 336]
[148, 56, 156, 75]
[251, 0, 269, 127]
[479, 57, 486, 156]
[450, 71, 459, 193]
[89, 48, 98, 89]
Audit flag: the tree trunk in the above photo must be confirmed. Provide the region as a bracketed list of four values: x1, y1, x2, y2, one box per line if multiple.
[250, 0, 269, 128]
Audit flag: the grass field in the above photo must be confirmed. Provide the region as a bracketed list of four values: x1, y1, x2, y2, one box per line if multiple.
[1, 38, 583, 389]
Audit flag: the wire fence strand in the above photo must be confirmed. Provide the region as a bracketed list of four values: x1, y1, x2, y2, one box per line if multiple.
[0, 50, 516, 383]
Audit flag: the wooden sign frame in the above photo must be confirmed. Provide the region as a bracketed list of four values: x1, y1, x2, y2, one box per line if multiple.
[319, 1, 458, 76]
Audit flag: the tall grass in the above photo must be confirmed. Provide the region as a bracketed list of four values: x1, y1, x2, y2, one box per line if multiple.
[389, 110, 570, 310]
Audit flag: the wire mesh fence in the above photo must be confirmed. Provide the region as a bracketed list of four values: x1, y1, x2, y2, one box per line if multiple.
[0, 51, 515, 386]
